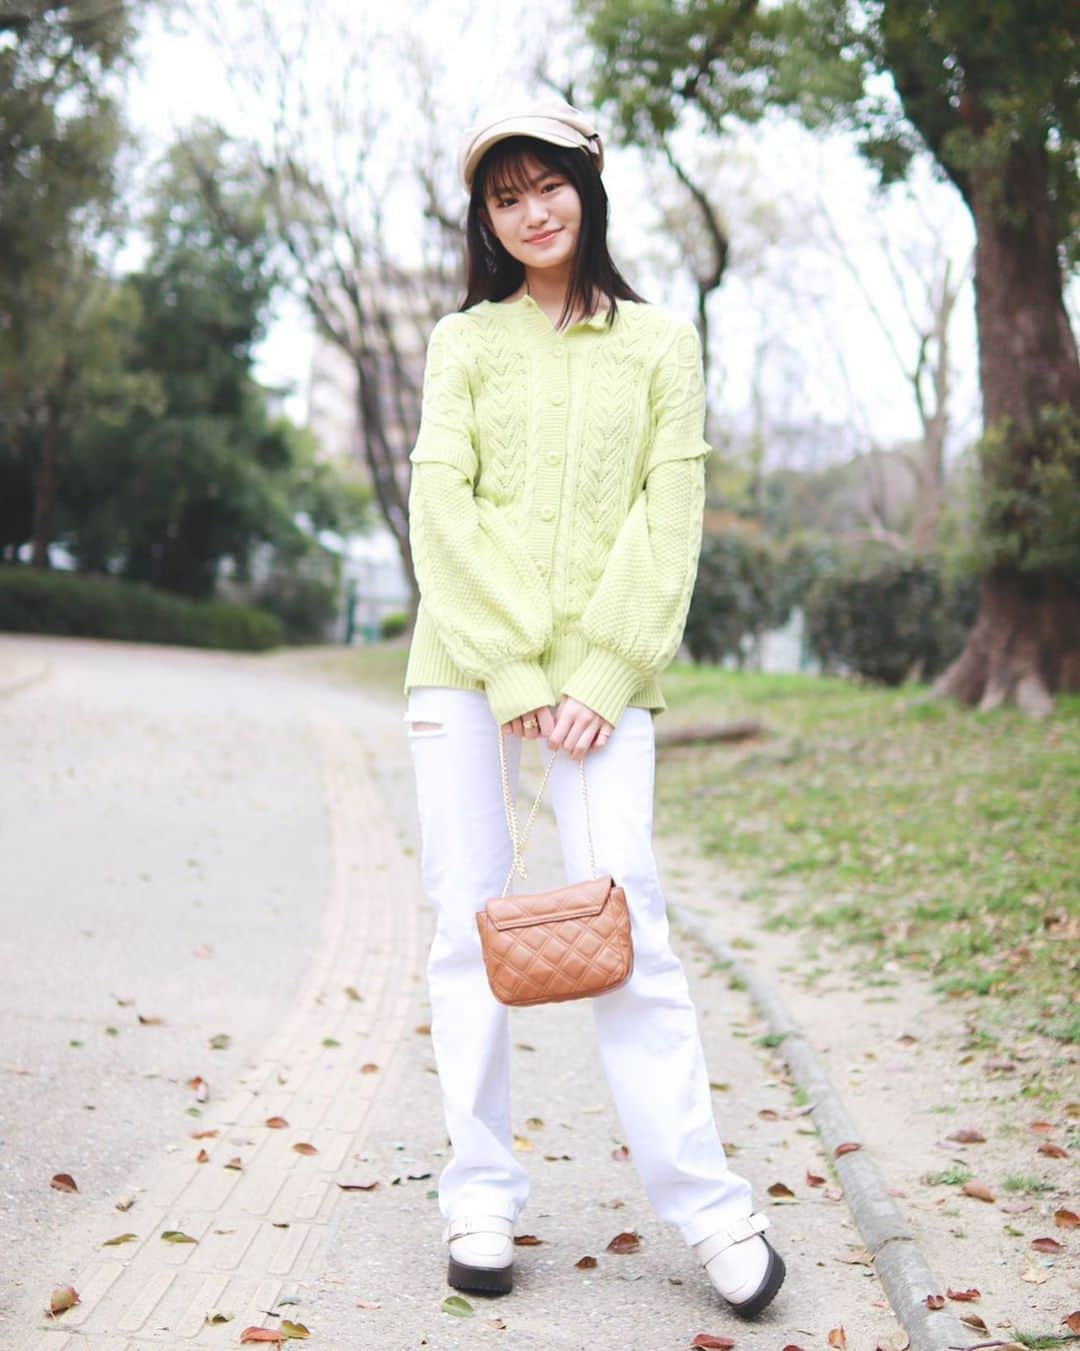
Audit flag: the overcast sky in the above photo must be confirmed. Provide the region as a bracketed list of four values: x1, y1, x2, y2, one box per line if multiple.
[117, 0, 1073, 468]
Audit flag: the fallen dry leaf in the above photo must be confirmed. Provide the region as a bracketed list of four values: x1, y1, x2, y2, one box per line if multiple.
[806, 1171, 826, 1187]
[355, 1300, 380, 1310]
[961, 1179, 996, 1203]
[1031, 1236, 1064, 1254]
[50, 1173, 78, 1193]
[414, 1024, 430, 1034]
[337, 1177, 379, 1191]
[758, 1108, 779, 1121]
[575, 1255, 597, 1269]
[360, 1062, 379, 1074]
[46, 1285, 80, 1317]
[946, 1287, 980, 1301]
[834, 1142, 862, 1157]
[196, 1148, 210, 1163]
[925, 1294, 945, 1310]
[768, 1182, 796, 1198]
[1054, 1208, 1078, 1228]
[1029, 1119, 1054, 1132]
[837, 1248, 873, 1266]
[1038, 1141, 1069, 1158]
[265, 1116, 288, 1129]
[513, 1235, 543, 1245]
[190, 1128, 219, 1139]
[606, 1231, 641, 1254]
[1021, 1264, 1050, 1285]
[959, 1313, 989, 1332]
[224, 1157, 244, 1171]
[946, 1128, 986, 1144]
[292, 1142, 318, 1156]
[239, 1329, 282, 1344]
[611, 1144, 631, 1161]
[1064, 1312, 1080, 1334]
[827, 1327, 847, 1349]
[690, 1336, 734, 1349]
[186, 1075, 209, 1101]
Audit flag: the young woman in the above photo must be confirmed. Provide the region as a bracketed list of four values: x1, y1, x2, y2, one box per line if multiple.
[401, 95, 785, 1320]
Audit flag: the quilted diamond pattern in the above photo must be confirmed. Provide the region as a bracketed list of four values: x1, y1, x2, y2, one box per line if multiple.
[476, 875, 633, 1006]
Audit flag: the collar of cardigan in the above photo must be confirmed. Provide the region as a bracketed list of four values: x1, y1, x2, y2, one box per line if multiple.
[503, 291, 613, 333]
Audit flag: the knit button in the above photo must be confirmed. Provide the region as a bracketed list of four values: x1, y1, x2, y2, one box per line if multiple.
[539, 505, 555, 521]
[550, 390, 565, 405]
[545, 451, 561, 465]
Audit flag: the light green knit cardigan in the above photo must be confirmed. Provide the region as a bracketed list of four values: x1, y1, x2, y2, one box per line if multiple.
[403, 292, 712, 728]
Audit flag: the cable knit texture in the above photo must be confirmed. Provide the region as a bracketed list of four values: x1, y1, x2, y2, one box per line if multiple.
[404, 293, 712, 728]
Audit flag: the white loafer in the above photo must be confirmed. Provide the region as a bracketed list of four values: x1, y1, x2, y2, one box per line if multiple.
[692, 1212, 785, 1317]
[443, 1213, 515, 1294]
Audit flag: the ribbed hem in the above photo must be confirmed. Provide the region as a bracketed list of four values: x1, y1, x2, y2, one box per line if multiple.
[403, 608, 668, 720]
[484, 660, 558, 726]
[558, 645, 648, 727]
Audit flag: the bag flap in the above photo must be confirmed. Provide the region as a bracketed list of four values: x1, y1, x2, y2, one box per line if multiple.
[483, 875, 614, 930]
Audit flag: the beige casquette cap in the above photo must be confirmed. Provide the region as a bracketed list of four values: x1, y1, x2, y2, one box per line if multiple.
[459, 95, 605, 193]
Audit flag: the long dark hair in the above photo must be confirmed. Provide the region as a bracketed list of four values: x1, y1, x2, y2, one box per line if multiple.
[460, 134, 648, 331]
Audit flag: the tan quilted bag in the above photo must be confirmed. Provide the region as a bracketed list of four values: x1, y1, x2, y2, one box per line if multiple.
[475, 729, 634, 1006]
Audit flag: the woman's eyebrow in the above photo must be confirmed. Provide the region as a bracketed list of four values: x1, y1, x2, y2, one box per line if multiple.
[492, 170, 559, 196]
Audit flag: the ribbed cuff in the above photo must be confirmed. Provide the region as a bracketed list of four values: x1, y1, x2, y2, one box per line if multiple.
[485, 660, 558, 727]
[559, 646, 647, 728]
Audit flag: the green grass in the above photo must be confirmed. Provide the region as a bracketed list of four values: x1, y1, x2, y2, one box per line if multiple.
[923, 1164, 974, 1186]
[654, 663, 1080, 1042]
[1002, 1174, 1057, 1194]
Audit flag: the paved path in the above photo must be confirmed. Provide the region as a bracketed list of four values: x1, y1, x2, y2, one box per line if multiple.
[2, 636, 908, 1349]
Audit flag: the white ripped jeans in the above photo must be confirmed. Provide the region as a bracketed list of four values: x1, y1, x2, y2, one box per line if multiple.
[403, 685, 755, 1247]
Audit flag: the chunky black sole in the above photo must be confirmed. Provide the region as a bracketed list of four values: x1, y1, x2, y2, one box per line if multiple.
[724, 1238, 785, 1318]
[447, 1255, 513, 1295]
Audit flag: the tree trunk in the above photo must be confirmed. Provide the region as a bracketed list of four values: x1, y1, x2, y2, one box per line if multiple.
[30, 403, 60, 569]
[934, 133, 1080, 714]
[932, 566, 1080, 715]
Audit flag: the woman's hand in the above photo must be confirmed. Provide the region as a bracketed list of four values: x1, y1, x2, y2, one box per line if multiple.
[502, 704, 557, 742]
[501, 698, 614, 760]
[548, 695, 614, 761]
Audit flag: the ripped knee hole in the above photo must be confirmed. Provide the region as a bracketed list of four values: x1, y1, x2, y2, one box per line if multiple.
[407, 719, 445, 737]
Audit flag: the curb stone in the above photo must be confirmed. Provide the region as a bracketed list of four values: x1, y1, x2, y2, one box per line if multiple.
[516, 764, 973, 1351]
[0, 654, 50, 699]
[670, 904, 973, 1351]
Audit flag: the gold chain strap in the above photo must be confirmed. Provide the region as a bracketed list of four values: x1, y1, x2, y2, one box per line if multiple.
[497, 729, 597, 898]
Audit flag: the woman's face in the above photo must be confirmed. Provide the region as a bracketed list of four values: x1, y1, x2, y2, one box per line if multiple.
[480, 152, 582, 274]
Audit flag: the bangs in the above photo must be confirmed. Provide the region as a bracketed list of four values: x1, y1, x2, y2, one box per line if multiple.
[479, 138, 564, 201]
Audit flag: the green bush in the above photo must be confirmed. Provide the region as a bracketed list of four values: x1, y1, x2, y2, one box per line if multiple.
[379, 610, 409, 640]
[685, 530, 790, 665]
[803, 549, 977, 684]
[253, 572, 339, 643]
[0, 567, 283, 651]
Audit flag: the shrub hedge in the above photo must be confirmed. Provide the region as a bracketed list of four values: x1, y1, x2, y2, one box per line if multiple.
[0, 568, 283, 651]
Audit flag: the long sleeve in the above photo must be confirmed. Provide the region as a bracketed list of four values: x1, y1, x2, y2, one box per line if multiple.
[408, 314, 557, 725]
[559, 319, 712, 726]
